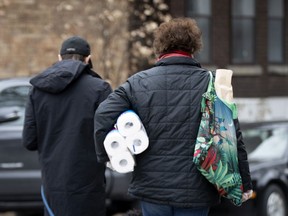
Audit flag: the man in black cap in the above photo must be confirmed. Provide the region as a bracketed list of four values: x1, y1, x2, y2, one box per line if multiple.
[22, 36, 112, 216]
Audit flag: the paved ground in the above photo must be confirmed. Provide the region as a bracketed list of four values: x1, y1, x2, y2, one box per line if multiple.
[0, 213, 15, 216]
[0, 212, 127, 216]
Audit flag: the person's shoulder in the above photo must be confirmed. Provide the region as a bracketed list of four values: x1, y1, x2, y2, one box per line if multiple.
[128, 67, 156, 80]
[87, 69, 103, 79]
[81, 73, 111, 89]
[82, 69, 103, 82]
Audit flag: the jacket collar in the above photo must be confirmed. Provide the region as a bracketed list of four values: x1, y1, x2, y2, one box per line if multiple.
[155, 56, 201, 68]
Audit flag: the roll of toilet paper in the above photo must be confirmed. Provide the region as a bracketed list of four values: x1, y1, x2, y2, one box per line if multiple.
[104, 130, 127, 156]
[126, 129, 149, 154]
[110, 151, 135, 173]
[116, 110, 142, 137]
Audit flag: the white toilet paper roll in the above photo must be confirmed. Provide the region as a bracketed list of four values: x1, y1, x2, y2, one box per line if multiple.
[104, 130, 127, 156]
[110, 151, 135, 173]
[126, 129, 149, 154]
[116, 110, 142, 137]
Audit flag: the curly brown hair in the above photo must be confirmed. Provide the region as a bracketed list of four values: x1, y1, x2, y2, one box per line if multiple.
[153, 17, 202, 57]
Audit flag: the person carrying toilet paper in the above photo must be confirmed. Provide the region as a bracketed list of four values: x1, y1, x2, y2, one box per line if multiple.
[94, 17, 252, 216]
[103, 110, 149, 173]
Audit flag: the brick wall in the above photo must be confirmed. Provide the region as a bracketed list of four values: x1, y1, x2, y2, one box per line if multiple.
[168, 0, 288, 98]
[211, 0, 230, 67]
[0, 0, 129, 87]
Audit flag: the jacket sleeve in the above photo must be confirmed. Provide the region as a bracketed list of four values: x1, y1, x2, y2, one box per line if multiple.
[94, 81, 132, 163]
[234, 118, 253, 192]
[98, 82, 113, 104]
[22, 89, 38, 151]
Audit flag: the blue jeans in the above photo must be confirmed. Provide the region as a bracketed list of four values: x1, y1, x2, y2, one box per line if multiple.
[141, 201, 210, 216]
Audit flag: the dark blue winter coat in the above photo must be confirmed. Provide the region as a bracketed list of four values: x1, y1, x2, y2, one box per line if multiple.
[23, 59, 112, 216]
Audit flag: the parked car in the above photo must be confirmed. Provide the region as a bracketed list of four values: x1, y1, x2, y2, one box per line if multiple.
[0, 78, 134, 215]
[210, 120, 288, 216]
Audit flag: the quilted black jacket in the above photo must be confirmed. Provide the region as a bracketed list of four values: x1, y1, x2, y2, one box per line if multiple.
[94, 56, 252, 208]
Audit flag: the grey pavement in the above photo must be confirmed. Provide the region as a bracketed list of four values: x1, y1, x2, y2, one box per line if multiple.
[0, 213, 16, 216]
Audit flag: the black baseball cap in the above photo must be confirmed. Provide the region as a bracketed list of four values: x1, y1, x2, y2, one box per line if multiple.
[60, 36, 91, 56]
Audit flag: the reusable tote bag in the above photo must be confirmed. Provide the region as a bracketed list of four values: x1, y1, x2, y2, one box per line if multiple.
[193, 70, 243, 206]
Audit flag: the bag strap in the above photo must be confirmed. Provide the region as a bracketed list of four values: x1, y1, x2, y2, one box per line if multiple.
[201, 71, 214, 112]
[207, 71, 214, 93]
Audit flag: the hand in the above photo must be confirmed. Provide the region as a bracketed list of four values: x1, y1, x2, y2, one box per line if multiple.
[242, 190, 253, 202]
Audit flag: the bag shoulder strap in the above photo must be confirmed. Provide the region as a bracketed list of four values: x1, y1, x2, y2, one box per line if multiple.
[201, 71, 215, 112]
[207, 71, 214, 93]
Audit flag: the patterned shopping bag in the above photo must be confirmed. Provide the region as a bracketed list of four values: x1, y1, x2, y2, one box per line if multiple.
[193, 71, 243, 206]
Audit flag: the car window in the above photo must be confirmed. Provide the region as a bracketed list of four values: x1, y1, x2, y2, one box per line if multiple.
[0, 85, 30, 126]
[243, 126, 288, 161]
[0, 85, 30, 107]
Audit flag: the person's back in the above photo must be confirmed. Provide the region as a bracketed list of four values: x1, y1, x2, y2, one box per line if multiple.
[94, 18, 252, 216]
[23, 36, 112, 216]
[122, 58, 220, 207]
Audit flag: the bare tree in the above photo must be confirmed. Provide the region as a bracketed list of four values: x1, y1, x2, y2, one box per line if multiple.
[128, 0, 171, 74]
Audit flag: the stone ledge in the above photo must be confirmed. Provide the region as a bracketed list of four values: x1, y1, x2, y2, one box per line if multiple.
[226, 65, 263, 76]
[268, 65, 288, 75]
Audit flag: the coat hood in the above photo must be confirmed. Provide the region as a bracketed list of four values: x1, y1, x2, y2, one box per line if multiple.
[30, 60, 89, 93]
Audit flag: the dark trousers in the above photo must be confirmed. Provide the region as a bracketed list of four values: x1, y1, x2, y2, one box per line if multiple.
[141, 201, 210, 216]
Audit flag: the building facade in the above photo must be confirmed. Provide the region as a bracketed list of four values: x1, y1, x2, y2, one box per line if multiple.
[0, 0, 287, 121]
[168, 0, 288, 122]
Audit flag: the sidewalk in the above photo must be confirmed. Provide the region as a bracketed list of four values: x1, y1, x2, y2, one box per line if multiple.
[0, 213, 15, 216]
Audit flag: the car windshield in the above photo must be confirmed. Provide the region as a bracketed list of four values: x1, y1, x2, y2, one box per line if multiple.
[243, 125, 288, 161]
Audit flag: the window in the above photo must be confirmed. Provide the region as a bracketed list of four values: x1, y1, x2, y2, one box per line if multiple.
[0, 85, 30, 107]
[0, 85, 30, 126]
[268, 0, 284, 63]
[232, 0, 255, 63]
[187, 0, 211, 63]
[244, 126, 288, 161]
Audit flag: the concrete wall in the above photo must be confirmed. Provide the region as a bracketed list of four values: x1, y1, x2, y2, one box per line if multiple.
[236, 97, 288, 122]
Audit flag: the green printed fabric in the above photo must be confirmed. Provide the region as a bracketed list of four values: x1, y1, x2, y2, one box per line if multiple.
[193, 72, 243, 206]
